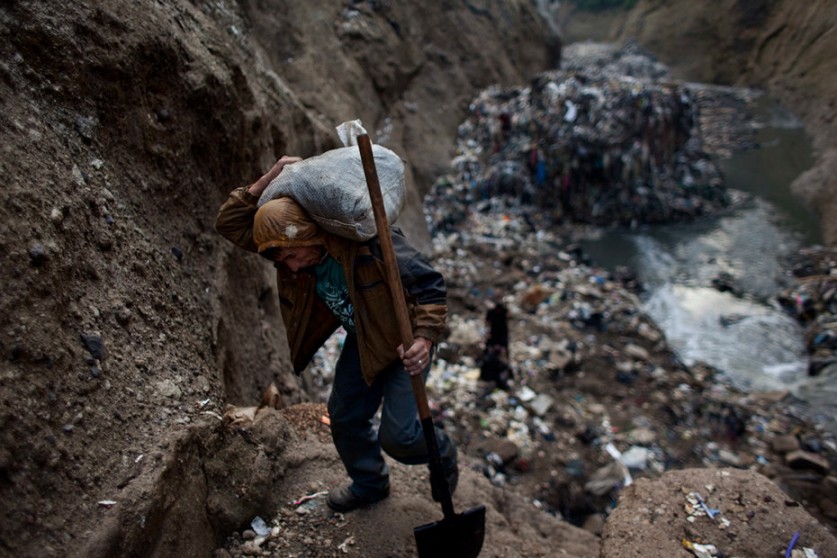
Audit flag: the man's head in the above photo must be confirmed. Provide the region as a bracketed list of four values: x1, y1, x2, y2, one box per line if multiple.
[254, 197, 326, 271]
[263, 245, 325, 272]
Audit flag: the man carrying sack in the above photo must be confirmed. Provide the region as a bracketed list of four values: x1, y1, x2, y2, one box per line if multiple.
[215, 155, 458, 512]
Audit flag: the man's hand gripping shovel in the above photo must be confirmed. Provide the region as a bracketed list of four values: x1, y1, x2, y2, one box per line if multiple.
[356, 132, 486, 558]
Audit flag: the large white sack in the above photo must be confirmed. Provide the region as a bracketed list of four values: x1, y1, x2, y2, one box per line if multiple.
[257, 145, 406, 241]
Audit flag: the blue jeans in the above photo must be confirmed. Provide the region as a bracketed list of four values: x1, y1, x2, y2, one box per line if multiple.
[327, 333, 456, 498]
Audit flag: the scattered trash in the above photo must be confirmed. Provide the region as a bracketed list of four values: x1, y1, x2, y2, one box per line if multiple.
[250, 516, 270, 537]
[685, 492, 721, 522]
[785, 536, 823, 558]
[338, 535, 355, 553]
[604, 442, 633, 487]
[785, 531, 801, 558]
[291, 491, 328, 507]
[694, 492, 720, 520]
[682, 539, 719, 558]
[195, 398, 211, 409]
[620, 446, 653, 471]
[528, 393, 554, 416]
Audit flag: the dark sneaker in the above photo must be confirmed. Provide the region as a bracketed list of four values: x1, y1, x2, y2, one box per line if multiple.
[430, 450, 459, 502]
[327, 484, 389, 513]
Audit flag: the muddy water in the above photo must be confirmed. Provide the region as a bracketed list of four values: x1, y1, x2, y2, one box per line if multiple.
[581, 94, 832, 426]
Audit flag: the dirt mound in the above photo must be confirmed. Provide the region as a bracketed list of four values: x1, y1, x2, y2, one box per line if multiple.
[603, 468, 837, 557]
[75, 400, 600, 557]
[216, 404, 600, 558]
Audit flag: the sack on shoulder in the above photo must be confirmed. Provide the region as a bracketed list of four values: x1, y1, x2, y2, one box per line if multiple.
[257, 145, 406, 241]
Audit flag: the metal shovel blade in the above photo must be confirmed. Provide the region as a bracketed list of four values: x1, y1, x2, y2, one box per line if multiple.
[414, 504, 486, 558]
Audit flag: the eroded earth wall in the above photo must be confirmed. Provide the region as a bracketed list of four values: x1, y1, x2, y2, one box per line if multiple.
[0, 1, 554, 555]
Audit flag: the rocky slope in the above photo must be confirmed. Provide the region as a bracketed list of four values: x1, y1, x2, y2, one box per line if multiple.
[1, 1, 836, 557]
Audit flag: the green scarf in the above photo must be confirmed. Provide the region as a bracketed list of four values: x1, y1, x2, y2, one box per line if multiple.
[314, 255, 355, 332]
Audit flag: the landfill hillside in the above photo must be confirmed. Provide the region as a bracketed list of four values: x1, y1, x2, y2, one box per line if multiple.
[609, 0, 837, 244]
[1, 1, 836, 558]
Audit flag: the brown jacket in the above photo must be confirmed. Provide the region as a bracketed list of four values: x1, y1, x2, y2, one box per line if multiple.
[215, 187, 448, 384]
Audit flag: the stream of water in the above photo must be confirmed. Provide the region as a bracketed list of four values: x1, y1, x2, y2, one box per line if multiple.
[580, 93, 832, 428]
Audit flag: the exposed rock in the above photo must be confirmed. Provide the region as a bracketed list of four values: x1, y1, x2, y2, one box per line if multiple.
[786, 450, 831, 474]
[773, 434, 801, 455]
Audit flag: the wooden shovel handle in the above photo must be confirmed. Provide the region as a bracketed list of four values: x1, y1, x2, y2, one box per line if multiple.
[358, 134, 459, 519]
[357, 134, 431, 421]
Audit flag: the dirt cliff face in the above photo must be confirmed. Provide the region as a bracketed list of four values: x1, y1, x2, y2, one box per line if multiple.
[0, 1, 555, 555]
[609, 0, 837, 243]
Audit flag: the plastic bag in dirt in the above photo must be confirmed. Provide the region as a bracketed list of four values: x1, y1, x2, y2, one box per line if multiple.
[257, 136, 406, 241]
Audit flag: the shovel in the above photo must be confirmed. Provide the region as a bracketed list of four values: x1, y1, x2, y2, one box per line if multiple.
[357, 133, 486, 558]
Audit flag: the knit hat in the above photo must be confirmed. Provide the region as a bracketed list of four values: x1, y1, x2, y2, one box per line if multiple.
[253, 197, 324, 253]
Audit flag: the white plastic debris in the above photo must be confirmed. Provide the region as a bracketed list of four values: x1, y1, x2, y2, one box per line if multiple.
[336, 119, 367, 147]
[564, 99, 578, 122]
[517, 386, 537, 402]
[338, 535, 355, 553]
[528, 393, 554, 416]
[620, 446, 653, 471]
[684, 542, 718, 558]
[250, 516, 270, 537]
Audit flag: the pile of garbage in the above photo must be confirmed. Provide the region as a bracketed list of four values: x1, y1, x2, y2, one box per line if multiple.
[415, 44, 836, 534]
[420, 201, 837, 533]
[778, 245, 837, 377]
[425, 43, 736, 235]
[774, 245, 837, 436]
